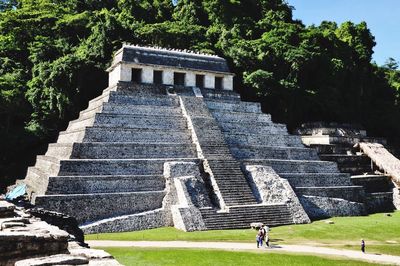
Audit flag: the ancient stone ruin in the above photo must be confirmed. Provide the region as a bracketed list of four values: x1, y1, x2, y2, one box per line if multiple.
[18, 44, 372, 233]
[0, 199, 120, 265]
[297, 122, 400, 212]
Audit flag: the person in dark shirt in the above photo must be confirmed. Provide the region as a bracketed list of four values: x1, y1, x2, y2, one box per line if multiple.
[361, 239, 366, 253]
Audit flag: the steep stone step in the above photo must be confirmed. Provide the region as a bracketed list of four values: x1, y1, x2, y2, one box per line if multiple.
[67, 116, 95, 131]
[87, 90, 111, 109]
[319, 154, 371, 164]
[79, 105, 103, 120]
[231, 145, 319, 160]
[211, 111, 272, 123]
[225, 133, 304, 147]
[190, 118, 225, 131]
[46, 143, 74, 159]
[202, 146, 233, 158]
[91, 113, 187, 130]
[337, 165, 373, 175]
[82, 127, 193, 143]
[200, 89, 241, 102]
[296, 127, 367, 137]
[205, 100, 262, 113]
[57, 158, 197, 176]
[219, 122, 288, 135]
[68, 143, 197, 159]
[280, 173, 353, 187]
[351, 175, 393, 193]
[308, 144, 352, 155]
[295, 186, 365, 202]
[242, 159, 339, 174]
[24, 167, 49, 195]
[299, 195, 366, 219]
[107, 92, 179, 106]
[102, 103, 182, 116]
[34, 191, 166, 224]
[206, 159, 258, 206]
[34, 156, 60, 175]
[200, 204, 293, 229]
[46, 175, 165, 194]
[366, 192, 395, 213]
[57, 129, 86, 143]
[301, 135, 387, 146]
[319, 154, 373, 175]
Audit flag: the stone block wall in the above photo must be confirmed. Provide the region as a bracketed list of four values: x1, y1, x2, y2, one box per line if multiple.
[0, 200, 120, 266]
[299, 196, 366, 220]
[35, 191, 165, 224]
[243, 165, 310, 224]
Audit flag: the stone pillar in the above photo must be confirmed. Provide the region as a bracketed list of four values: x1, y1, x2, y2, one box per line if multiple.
[223, 75, 234, 91]
[120, 64, 132, 82]
[205, 74, 215, 89]
[162, 69, 174, 85]
[141, 66, 154, 84]
[185, 72, 196, 87]
[108, 65, 121, 87]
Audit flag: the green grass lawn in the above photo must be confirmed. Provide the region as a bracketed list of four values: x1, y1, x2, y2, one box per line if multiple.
[102, 247, 379, 266]
[86, 211, 400, 255]
[86, 211, 400, 256]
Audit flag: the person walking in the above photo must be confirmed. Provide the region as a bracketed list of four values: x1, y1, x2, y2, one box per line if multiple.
[361, 239, 366, 253]
[257, 228, 264, 248]
[263, 225, 270, 248]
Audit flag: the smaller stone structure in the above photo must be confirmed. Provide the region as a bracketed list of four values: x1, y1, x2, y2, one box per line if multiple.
[0, 199, 120, 266]
[296, 122, 398, 213]
[107, 44, 235, 90]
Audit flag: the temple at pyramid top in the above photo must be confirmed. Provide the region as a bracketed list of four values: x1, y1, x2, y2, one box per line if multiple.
[107, 44, 235, 90]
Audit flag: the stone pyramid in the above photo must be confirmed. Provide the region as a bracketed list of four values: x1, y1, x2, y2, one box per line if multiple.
[20, 45, 367, 232]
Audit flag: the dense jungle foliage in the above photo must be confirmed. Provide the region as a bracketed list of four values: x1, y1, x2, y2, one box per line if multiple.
[1, 0, 400, 190]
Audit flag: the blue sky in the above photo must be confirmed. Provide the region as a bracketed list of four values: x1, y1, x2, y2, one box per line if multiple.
[286, 0, 399, 66]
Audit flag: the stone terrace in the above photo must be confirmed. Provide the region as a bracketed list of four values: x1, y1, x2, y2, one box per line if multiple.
[24, 83, 198, 224]
[204, 90, 367, 219]
[19, 82, 369, 231]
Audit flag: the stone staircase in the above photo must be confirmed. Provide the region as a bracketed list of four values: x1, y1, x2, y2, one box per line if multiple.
[199, 204, 293, 230]
[296, 122, 395, 212]
[204, 93, 366, 219]
[178, 95, 296, 228]
[23, 83, 198, 224]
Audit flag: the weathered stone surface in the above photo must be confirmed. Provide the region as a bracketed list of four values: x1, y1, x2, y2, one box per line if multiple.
[35, 191, 166, 224]
[81, 208, 170, 234]
[357, 142, 400, 185]
[164, 161, 208, 231]
[15, 254, 89, 266]
[0, 201, 120, 266]
[244, 165, 310, 224]
[366, 192, 395, 213]
[299, 195, 366, 220]
[69, 243, 112, 259]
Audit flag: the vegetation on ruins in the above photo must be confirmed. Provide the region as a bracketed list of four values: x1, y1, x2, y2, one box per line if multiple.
[87, 211, 400, 256]
[0, 0, 400, 190]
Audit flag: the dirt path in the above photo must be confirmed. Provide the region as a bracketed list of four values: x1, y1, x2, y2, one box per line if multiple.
[87, 240, 400, 265]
